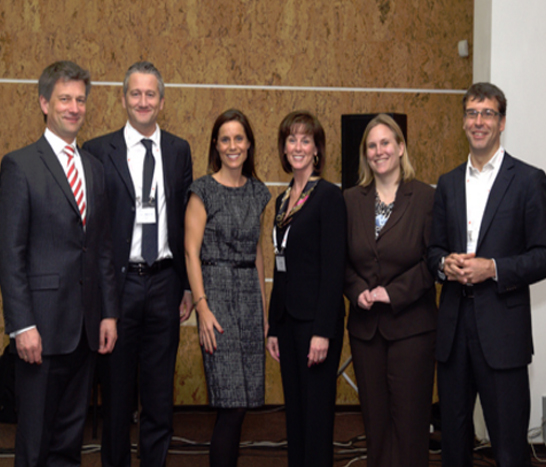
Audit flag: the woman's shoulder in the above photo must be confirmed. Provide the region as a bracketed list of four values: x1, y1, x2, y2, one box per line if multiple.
[190, 174, 212, 188]
[189, 174, 214, 199]
[316, 178, 343, 197]
[406, 178, 435, 199]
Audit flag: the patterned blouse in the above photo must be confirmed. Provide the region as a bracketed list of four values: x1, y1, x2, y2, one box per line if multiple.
[375, 191, 394, 239]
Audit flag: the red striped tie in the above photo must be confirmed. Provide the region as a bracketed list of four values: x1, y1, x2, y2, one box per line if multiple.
[64, 145, 87, 226]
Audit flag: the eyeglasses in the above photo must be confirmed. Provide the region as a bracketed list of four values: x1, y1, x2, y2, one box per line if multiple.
[464, 109, 502, 120]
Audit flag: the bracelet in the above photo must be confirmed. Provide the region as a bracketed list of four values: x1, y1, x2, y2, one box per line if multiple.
[192, 294, 207, 311]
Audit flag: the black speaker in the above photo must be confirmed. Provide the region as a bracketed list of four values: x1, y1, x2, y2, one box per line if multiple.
[341, 113, 407, 190]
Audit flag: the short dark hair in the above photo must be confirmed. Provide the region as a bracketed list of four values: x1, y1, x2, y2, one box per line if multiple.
[123, 61, 165, 99]
[277, 111, 326, 175]
[38, 61, 91, 122]
[208, 109, 260, 180]
[463, 82, 507, 116]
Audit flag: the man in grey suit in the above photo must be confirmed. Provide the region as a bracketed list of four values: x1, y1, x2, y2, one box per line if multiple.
[428, 83, 546, 466]
[0, 61, 119, 466]
[83, 61, 193, 467]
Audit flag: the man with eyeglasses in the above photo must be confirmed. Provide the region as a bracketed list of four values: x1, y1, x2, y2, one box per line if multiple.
[428, 82, 546, 466]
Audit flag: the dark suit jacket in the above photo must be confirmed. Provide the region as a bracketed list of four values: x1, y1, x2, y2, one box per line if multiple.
[0, 136, 119, 355]
[428, 153, 546, 369]
[344, 179, 437, 341]
[268, 179, 347, 339]
[83, 128, 192, 294]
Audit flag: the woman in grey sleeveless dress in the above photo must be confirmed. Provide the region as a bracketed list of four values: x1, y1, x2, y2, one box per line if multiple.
[185, 109, 270, 467]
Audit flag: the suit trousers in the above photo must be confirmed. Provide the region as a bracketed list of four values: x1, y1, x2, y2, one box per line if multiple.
[350, 330, 435, 467]
[14, 329, 96, 467]
[276, 313, 344, 467]
[438, 297, 532, 467]
[100, 266, 181, 467]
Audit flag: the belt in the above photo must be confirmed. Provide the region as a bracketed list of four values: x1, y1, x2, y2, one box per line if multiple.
[461, 285, 474, 299]
[128, 259, 173, 276]
[201, 260, 255, 269]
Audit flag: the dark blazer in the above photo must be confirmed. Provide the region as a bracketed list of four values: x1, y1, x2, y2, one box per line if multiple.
[0, 136, 119, 354]
[344, 179, 437, 341]
[83, 128, 193, 293]
[428, 153, 546, 369]
[268, 179, 347, 338]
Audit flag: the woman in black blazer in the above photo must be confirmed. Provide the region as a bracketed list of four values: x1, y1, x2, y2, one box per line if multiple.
[267, 111, 346, 467]
[344, 114, 437, 466]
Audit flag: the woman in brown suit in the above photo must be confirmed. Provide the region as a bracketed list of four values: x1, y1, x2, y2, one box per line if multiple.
[344, 114, 437, 466]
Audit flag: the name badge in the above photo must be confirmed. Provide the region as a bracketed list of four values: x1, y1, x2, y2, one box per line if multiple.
[136, 202, 156, 224]
[275, 255, 286, 272]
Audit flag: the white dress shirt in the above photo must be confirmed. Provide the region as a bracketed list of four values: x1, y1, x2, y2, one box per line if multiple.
[465, 147, 504, 254]
[464, 146, 504, 281]
[124, 121, 172, 263]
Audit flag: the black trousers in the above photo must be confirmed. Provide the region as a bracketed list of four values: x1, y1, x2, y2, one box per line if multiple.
[100, 266, 182, 467]
[14, 330, 96, 467]
[276, 313, 344, 467]
[438, 297, 532, 467]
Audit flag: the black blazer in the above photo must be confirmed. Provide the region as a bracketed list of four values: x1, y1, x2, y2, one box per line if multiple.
[344, 179, 437, 342]
[0, 136, 119, 354]
[268, 179, 347, 339]
[83, 128, 193, 294]
[428, 153, 546, 369]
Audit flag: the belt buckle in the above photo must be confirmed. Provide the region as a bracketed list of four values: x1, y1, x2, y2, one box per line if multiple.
[136, 263, 147, 276]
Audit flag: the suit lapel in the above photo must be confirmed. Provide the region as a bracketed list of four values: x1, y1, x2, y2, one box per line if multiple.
[453, 164, 468, 252]
[80, 149, 94, 224]
[476, 154, 515, 250]
[357, 184, 377, 252]
[160, 131, 174, 200]
[108, 129, 135, 200]
[377, 180, 411, 240]
[37, 136, 81, 218]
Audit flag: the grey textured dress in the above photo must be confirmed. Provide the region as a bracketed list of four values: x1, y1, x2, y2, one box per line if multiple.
[189, 175, 271, 408]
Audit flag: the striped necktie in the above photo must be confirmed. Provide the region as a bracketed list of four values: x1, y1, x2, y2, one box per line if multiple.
[64, 145, 86, 226]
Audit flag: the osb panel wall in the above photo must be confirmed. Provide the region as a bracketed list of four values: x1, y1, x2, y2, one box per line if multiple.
[0, 0, 473, 405]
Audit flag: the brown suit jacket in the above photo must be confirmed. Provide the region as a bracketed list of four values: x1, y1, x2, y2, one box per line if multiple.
[344, 179, 437, 341]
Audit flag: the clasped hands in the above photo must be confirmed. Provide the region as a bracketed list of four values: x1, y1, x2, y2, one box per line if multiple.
[357, 286, 390, 310]
[444, 252, 495, 285]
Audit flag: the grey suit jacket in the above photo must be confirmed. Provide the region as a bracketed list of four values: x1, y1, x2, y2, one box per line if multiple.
[0, 136, 119, 355]
[428, 153, 546, 369]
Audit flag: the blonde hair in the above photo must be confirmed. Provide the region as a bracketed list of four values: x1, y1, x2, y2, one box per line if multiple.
[358, 114, 415, 187]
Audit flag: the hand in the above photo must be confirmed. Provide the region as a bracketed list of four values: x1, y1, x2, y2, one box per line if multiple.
[179, 290, 193, 323]
[266, 336, 280, 363]
[444, 252, 475, 283]
[445, 252, 495, 284]
[357, 290, 374, 310]
[307, 336, 329, 367]
[369, 286, 390, 304]
[197, 306, 224, 354]
[15, 328, 43, 364]
[99, 318, 117, 354]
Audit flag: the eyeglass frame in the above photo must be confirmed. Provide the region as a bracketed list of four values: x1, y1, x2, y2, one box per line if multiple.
[464, 108, 504, 120]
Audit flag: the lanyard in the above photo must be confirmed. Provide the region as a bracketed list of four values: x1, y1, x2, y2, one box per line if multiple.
[273, 225, 291, 255]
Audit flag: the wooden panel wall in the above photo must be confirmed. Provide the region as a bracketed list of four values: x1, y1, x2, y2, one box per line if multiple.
[0, 0, 473, 405]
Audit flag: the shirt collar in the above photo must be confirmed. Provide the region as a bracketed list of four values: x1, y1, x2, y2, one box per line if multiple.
[467, 146, 505, 175]
[124, 121, 161, 149]
[44, 128, 77, 156]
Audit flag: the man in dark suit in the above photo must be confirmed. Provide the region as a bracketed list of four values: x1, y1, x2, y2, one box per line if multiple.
[83, 61, 192, 467]
[428, 82, 546, 466]
[0, 61, 119, 466]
